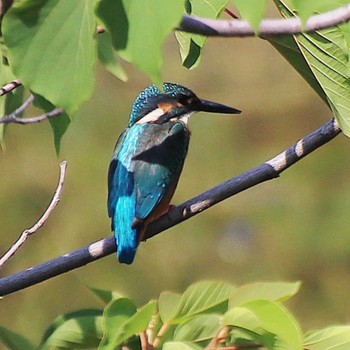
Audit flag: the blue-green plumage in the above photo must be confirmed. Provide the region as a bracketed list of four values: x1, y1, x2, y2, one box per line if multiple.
[108, 83, 240, 264]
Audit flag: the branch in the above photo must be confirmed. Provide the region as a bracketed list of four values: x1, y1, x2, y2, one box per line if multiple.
[0, 94, 63, 124]
[0, 161, 67, 268]
[0, 119, 341, 296]
[178, 4, 350, 37]
[0, 79, 22, 96]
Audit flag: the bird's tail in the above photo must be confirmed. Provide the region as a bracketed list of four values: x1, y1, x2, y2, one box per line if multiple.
[113, 197, 140, 264]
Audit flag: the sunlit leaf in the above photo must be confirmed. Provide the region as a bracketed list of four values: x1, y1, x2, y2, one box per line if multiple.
[100, 298, 156, 349]
[39, 309, 103, 349]
[97, 31, 128, 82]
[171, 281, 234, 323]
[291, 0, 350, 24]
[33, 94, 70, 155]
[96, 0, 184, 86]
[0, 55, 22, 148]
[229, 281, 301, 307]
[175, 0, 229, 69]
[158, 291, 182, 323]
[235, 0, 268, 33]
[3, 0, 96, 115]
[100, 298, 137, 349]
[174, 314, 221, 342]
[304, 326, 350, 350]
[241, 300, 302, 350]
[273, 1, 350, 136]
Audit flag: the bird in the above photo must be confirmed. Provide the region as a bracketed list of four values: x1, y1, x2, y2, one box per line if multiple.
[108, 82, 241, 264]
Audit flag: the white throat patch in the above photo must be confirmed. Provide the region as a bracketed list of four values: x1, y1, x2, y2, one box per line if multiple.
[136, 108, 164, 124]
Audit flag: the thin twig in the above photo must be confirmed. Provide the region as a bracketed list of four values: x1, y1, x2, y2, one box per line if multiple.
[0, 106, 63, 124]
[0, 161, 68, 268]
[0, 79, 22, 96]
[178, 4, 350, 37]
[0, 118, 341, 296]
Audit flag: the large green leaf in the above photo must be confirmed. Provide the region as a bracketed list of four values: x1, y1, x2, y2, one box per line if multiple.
[291, 0, 350, 24]
[97, 31, 128, 82]
[272, 1, 350, 136]
[0, 55, 22, 147]
[3, 0, 96, 115]
[173, 314, 221, 342]
[170, 281, 234, 324]
[39, 309, 103, 349]
[229, 281, 301, 307]
[100, 298, 156, 349]
[235, 0, 268, 33]
[100, 298, 137, 349]
[225, 300, 303, 350]
[303, 326, 350, 350]
[33, 94, 70, 155]
[0, 326, 34, 350]
[158, 291, 182, 323]
[96, 0, 184, 86]
[176, 0, 229, 69]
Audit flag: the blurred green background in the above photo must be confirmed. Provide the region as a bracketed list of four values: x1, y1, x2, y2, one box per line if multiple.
[1, 30, 350, 344]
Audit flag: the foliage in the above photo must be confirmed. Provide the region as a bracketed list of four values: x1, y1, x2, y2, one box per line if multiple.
[2, 281, 350, 349]
[1, 0, 350, 349]
[1, 0, 350, 150]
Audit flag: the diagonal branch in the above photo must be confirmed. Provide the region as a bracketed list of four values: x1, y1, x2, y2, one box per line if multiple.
[0, 161, 68, 268]
[178, 4, 350, 37]
[0, 118, 341, 296]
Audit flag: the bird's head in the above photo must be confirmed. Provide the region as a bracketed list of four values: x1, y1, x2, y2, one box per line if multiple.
[128, 82, 241, 127]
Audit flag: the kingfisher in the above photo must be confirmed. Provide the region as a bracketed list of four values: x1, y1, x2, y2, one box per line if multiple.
[108, 82, 241, 264]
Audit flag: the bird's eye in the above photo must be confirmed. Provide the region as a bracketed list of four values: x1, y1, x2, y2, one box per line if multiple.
[177, 94, 199, 106]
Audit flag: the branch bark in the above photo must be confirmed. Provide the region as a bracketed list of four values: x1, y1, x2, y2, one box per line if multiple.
[0, 161, 67, 268]
[0, 80, 21, 97]
[0, 118, 341, 296]
[178, 4, 350, 37]
[0, 94, 63, 124]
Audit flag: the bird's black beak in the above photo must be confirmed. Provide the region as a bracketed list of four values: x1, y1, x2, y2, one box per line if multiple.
[193, 98, 241, 114]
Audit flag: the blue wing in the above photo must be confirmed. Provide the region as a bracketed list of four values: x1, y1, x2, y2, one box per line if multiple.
[108, 122, 190, 264]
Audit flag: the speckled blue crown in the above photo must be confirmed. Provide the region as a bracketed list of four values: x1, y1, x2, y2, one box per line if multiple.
[128, 83, 196, 126]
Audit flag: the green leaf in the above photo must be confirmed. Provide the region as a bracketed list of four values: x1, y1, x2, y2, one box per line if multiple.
[88, 286, 123, 305]
[0, 55, 21, 147]
[3, 0, 96, 115]
[97, 31, 128, 82]
[39, 309, 103, 349]
[229, 281, 301, 307]
[291, 0, 349, 24]
[268, 35, 329, 105]
[224, 306, 261, 330]
[304, 326, 350, 350]
[96, 0, 184, 86]
[100, 298, 137, 349]
[273, 1, 350, 136]
[176, 0, 229, 69]
[100, 298, 156, 349]
[0, 326, 34, 350]
[33, 94, 70, 155]
[163, 341, 204, 350]
[234, 0, 268, 33]
[173, 314, 221, 342]
[232, 300, 302, 350]
[171, 281, 234, 323]
[159, 291, 182, 323]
